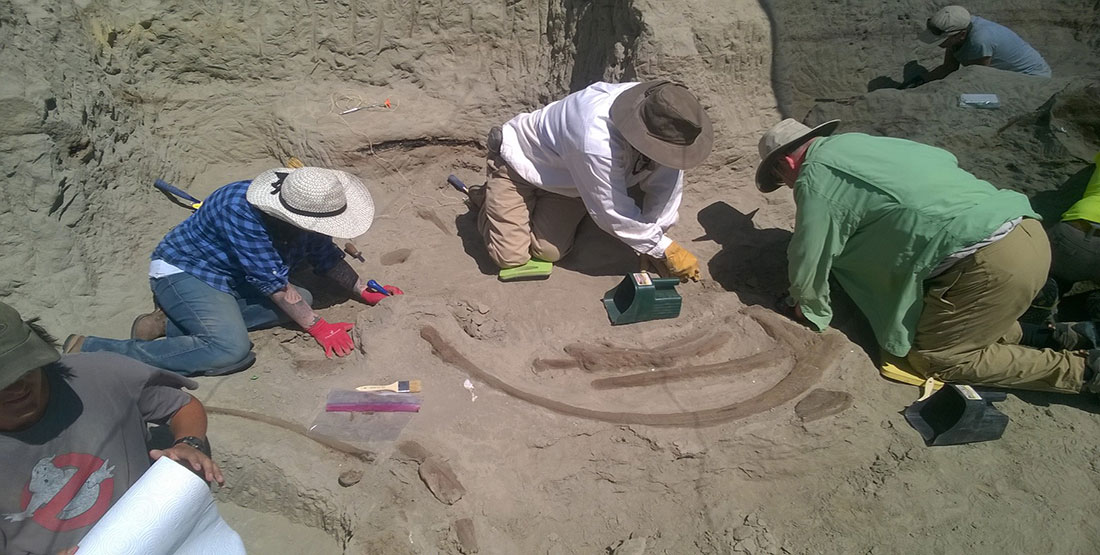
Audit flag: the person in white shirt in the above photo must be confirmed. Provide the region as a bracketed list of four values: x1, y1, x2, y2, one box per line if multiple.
[476, 80, 713, 282]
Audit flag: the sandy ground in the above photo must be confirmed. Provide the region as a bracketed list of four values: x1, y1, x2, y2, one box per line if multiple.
[2, 0, 1100, 553]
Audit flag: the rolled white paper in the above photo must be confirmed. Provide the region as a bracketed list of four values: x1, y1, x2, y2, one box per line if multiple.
[77, 457, 245, 555]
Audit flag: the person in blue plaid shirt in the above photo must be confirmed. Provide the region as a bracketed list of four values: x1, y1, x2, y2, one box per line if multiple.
[63, 167, 403, 376]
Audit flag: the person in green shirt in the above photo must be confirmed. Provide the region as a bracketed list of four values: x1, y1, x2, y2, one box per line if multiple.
[754, 119, 1095, 394]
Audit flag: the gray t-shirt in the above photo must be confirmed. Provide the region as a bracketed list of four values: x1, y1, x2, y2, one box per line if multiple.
[953, 16, 1052, 77]
[0, 353, 195, 555]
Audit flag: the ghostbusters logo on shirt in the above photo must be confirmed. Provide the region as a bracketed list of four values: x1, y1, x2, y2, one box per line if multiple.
[3, 454, 115, 532]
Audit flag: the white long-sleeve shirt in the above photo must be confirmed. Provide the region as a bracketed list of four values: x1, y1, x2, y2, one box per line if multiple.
[499, 82, 683, 258]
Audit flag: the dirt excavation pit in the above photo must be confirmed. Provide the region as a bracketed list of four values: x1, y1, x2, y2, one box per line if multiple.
[207, 417, 355, 554]
[4, 0, 1100, 553]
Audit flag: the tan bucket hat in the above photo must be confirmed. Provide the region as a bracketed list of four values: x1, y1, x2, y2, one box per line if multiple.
[754, 118, 840, 193]
[0, 302, 60, 390]
[918, 5, 972, 44]
[246, 167, 375, 238]
[610, 81, 714, 170]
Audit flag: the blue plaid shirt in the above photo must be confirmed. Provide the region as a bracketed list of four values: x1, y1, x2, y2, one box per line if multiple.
[151, 181, 345, 296]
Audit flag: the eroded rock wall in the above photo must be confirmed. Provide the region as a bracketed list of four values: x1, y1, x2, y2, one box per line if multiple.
[1, 1, 156, 329]
[0, 0, 775, 332]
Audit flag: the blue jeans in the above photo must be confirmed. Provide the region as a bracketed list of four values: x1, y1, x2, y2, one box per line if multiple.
[82, 272, 312, 376]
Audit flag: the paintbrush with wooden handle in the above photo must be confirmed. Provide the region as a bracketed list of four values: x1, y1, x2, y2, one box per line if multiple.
[356, 380, 421, 393]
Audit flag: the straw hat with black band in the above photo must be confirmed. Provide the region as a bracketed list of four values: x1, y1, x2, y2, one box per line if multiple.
[754, 118, 841, 193]
[610, 81, 714, 170]
[247, 167, 375, 238]
[0, 303, 61, 391]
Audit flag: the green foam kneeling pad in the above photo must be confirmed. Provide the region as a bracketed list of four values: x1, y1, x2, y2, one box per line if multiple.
[498, 259, 553, 281]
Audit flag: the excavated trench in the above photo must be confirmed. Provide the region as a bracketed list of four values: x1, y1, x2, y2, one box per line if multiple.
[212, 453, 351, 553]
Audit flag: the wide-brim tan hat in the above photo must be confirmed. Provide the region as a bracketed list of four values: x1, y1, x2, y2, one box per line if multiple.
[754, 118, 840, 193]
[610, 80, 714, 170]
[918, 5, 971, 44]
[246, 167, 374, 238]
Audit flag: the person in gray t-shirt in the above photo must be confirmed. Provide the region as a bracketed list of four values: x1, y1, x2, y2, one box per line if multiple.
[913, 5, 1051, 86]
[0, 302, 224, 555]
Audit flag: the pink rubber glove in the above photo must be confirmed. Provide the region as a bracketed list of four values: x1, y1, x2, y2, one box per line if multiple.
[307, 318, 354, 358]
[360, 285, 404, 306]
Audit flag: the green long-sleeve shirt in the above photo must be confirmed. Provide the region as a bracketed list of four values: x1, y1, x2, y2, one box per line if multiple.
[789, 133, 1038, 356]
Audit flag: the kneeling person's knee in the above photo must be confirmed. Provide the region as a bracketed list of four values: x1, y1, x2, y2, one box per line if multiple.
[202, 334, 253, 372]
[487, 244, 532, 268]
[530, 241, 566, 263]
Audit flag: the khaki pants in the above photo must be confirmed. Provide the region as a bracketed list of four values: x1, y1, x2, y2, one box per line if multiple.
[906, 218, 1087, 393]
[477, 154, 588, 268]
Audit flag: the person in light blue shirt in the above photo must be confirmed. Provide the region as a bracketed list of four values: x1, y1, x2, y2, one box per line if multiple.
[916, 5, 1051, 84]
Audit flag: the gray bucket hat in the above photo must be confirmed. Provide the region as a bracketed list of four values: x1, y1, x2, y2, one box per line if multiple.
[610, 81, 714, 170]
[0, 302, 61, 390]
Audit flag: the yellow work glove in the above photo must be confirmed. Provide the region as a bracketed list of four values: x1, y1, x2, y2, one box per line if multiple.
[662, 241, 701, 282]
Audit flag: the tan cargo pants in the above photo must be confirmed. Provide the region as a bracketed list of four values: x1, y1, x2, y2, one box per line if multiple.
[477, 154, 588, 268]
[905, 218, 1087, 393]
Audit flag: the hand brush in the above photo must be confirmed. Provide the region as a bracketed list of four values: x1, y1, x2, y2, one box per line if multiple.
[356, 380, 421, 393]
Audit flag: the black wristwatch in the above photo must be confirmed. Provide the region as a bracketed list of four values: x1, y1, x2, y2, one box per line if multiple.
[173, 436, 211, 457]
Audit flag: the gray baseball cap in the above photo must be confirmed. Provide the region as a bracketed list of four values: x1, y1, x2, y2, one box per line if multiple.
[918, 5, 972, 44]
[0, 302, 61, 390]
